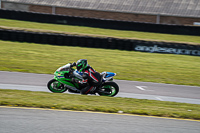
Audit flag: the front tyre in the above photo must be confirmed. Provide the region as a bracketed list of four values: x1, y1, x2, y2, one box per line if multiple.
[98, 82, 119, 97]
[47, 79, 67, 93]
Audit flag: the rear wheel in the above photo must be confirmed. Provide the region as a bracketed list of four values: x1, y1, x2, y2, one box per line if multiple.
[47, 79, 67, 93]
[98, 82, 119, 97]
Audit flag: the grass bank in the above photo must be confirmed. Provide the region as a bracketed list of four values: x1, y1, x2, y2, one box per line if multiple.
[0, 40, 200, 86]
[0, 18, 200, 44]
[0, 89, 199, 120]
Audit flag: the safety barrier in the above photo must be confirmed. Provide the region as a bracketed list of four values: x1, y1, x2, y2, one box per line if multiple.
[0, 29, 200, 56]
[0, 9, 200, 36]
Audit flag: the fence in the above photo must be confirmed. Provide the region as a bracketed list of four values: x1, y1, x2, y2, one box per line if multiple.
[0, 29, 200, 56]
[0, 9, 200, 36]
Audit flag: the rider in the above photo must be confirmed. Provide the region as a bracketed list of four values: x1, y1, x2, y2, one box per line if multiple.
[73, 59, 101, 94]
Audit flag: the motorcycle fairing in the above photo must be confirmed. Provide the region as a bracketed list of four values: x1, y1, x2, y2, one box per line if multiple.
[105, 72, 116, 78]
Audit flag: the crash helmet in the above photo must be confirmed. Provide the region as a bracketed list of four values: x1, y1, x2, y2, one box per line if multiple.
[76, 59, 88, 72]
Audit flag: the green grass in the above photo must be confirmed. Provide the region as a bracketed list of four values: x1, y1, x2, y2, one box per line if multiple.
[1, 89, 200, 120]
[0, 40, 200, 86]
[0, 18, 200, 44]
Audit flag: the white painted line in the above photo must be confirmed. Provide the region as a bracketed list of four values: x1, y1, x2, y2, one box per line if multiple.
[0, 83, 48, 92]
[1, 83, 200, 105]
[136, 86, 146, 91]
[156, 97, 164, 101]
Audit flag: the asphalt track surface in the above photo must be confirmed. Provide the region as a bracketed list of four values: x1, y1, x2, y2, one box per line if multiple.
[0, 107, 200, 133]
[0, 71, 200, 104]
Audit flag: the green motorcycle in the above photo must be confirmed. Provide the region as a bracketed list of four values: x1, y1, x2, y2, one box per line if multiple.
[47, 63, 119, 97]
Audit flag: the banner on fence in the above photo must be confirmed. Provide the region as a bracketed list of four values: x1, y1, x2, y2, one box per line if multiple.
[135, 45, 200, 56]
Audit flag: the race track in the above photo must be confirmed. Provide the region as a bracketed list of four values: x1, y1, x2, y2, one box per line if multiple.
[0, 107, 199, 133]
[0, 71, 200, 104]
[0, 71, 200, 133]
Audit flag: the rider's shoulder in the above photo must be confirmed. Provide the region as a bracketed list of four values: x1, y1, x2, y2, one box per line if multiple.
[85, 64, 91, 69]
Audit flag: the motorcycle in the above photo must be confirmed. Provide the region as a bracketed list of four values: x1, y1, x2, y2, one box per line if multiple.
[47, 63, 119, 97]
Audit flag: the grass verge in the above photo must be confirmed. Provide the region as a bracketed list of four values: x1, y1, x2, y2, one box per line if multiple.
[1, 40, 200, 86]
[0, 89, 200, 120]
[0, 18, 200, 44]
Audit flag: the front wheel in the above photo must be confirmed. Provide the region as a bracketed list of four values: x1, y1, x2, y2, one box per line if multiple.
[97, 82, 119, 97]
[47, 79, 68, 93]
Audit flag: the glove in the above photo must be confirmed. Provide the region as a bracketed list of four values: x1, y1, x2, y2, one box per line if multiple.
[82, 73, 89, 79]
[71, 62, 76, 67]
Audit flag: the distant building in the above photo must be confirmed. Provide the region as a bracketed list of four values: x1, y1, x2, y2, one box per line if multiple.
[1, 0, 200, 25]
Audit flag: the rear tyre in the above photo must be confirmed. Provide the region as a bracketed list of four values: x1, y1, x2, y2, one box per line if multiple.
[47, 79, 67, 93]
[98, 82, 119, 97]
